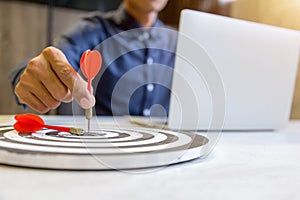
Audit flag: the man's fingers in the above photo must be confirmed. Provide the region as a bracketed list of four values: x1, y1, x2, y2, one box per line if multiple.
[61, 89, 73, 103]
[42, 47, 95, 109]
[42, 47, 78, 91]
[16, 73, 61, 111]
[28, 55, 70, 102]
[73, 76, 95, 109]
[30, 83, 61, 110]
[15, 86, 50, 113]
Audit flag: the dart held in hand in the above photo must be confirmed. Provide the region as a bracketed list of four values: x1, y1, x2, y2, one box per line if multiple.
[80, 49, 102, 133]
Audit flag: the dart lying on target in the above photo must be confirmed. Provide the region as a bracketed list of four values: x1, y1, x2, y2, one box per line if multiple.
[13, 114, 84, 135]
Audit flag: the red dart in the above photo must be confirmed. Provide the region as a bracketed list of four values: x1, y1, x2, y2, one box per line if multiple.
[13, 114, 83, 134]
[80, 49, 102, 133]
[80, 49, 102, 93]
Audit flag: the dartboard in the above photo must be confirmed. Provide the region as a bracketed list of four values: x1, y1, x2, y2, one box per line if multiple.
[0, 126, 209, 170]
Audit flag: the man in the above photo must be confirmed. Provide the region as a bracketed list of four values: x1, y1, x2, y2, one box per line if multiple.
[10, 0, 177, 116]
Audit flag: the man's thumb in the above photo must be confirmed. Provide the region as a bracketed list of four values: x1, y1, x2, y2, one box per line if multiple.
[72, 76, 95, 109]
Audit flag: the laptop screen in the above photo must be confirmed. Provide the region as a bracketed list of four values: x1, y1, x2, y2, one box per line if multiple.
[168, 9, 300, 130]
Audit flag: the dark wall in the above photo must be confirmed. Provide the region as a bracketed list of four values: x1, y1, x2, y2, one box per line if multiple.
[1, 0, 122, 11]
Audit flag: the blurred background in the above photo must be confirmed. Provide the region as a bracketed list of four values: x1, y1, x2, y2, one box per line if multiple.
[0, 0, 299, 118]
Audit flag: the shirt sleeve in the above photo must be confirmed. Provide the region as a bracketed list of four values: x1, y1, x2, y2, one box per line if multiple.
[8, 60, 29, 107]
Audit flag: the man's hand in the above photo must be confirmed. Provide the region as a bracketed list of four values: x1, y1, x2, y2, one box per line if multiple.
[15, 47, 95, 113]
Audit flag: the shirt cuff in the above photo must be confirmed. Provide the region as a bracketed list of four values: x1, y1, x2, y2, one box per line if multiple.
[8, 60, 29, 109]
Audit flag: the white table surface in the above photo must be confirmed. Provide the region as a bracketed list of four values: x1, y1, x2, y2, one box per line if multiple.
[0, 115, 300, 200]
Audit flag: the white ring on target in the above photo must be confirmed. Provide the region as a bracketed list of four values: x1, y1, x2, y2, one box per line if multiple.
[1, 129, 192, 154]
[4, 131, 167, 148]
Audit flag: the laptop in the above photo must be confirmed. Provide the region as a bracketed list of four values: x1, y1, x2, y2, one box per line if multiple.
[130, 9, 300, 131]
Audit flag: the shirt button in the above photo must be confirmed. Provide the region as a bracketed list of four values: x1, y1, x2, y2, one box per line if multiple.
[138, 32, 150, 41]
[147, 57, 154, 65]
[143, 109, 151, 116]
[147, 84, 154, 92]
